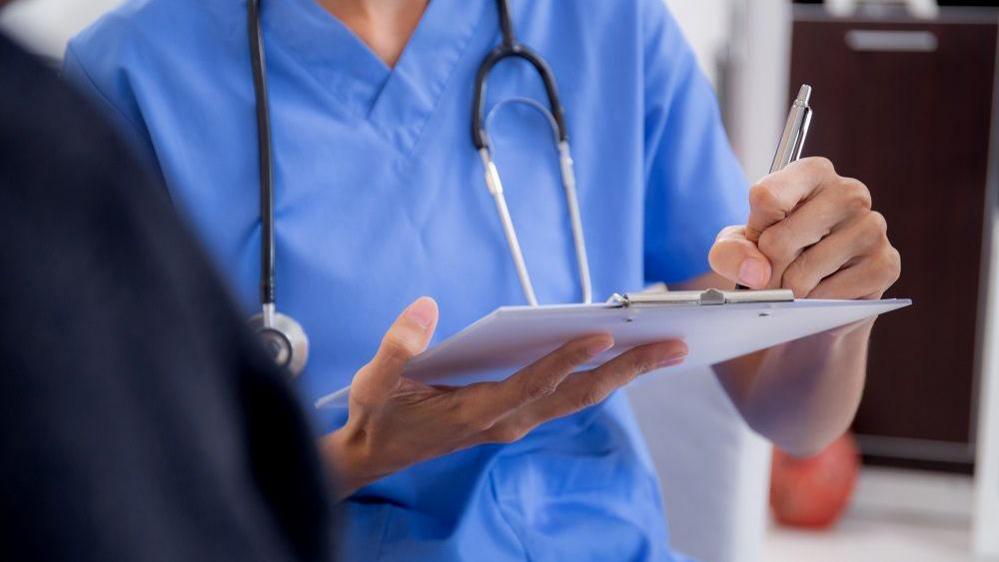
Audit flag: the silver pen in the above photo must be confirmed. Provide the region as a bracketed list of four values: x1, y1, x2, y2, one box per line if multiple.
[770, 84, 813, 174]
[735, 84, 813, 290]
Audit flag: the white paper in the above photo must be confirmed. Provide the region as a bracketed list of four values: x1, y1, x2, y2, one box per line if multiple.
[316, 298, 911, 409]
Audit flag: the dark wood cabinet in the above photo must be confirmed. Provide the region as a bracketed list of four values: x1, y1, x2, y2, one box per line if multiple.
[789, 7, 998, 470]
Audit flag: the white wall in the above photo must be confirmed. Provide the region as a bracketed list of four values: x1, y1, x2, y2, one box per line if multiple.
[725, 0, 793, 180]
[668, 0, 792, 179]
[0, 0, 121, 58]
[975, 216, 999, 558]
[665, 0, 734, 86]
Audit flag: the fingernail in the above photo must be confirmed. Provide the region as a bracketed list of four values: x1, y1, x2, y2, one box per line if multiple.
[654, 344, 689, 369]
[738, 259, 769, 288]
[404, 298, 436, 330]
[655, 352, 688, 369]
[586, 337, 615, 356]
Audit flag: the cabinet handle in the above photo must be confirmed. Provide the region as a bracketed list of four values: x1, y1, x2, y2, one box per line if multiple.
[845, 30, 938, 52]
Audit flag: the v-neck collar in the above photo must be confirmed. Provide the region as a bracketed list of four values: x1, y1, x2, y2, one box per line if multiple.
[264, 0, 489, 156]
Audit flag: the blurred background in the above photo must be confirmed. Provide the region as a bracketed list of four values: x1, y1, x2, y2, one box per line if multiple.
[2, 0, 996, 561]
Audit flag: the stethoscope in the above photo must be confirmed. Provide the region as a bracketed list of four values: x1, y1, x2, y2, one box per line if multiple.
[245, 0, 592, 377]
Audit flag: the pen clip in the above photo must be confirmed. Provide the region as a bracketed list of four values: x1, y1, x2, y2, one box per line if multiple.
[771, 84, 814, 173]
[792, 106, 813, 162]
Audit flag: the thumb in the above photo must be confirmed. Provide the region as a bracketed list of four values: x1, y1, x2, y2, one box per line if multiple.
[708, 226, 773, 289]
[351, 297, 439, 406]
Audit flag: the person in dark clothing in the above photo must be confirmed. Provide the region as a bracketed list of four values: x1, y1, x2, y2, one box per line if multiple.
[0, 29, 336, 562]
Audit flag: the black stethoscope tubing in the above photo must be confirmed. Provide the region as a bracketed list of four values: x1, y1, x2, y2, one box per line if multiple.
[248, 0, 275, 309]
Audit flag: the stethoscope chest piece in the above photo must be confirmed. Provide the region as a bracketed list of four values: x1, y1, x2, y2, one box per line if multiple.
[248, 308, 310, 377]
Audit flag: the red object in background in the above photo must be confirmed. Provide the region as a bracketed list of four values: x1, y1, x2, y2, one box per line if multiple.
[770, 432, 860, 529]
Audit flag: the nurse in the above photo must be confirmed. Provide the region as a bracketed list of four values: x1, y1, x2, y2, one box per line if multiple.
[65, 0, 900, 560]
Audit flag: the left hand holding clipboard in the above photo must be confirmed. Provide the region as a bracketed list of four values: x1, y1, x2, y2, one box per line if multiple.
[321, 297, 689, 500]
[709, 157, 901, 300]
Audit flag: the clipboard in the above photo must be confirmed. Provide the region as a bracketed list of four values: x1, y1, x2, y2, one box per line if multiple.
[316, 289, 911, 409]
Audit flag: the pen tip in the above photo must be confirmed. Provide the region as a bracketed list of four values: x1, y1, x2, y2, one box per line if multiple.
[797, 84, 812, 103]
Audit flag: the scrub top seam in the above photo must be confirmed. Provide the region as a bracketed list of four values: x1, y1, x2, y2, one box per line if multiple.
[63, 44, 174, 203]
[488, 469, 533, 562]
[257, 31, 372, 128]
[63, 44, 148, 144]
[373, 502, 392, 562]
[394, 2, 493, 169]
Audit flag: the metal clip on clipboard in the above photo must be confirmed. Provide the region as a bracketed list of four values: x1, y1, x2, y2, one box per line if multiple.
[608, 288, 795, 308]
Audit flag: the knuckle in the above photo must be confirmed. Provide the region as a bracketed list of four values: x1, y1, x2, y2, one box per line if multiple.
[748, 182, 780, 210]
[866, 211, 888, 238]
[578, 386, 608, 409]
[878, 246, 902, 282]
[806, 156, 835, 176]
[841, 178, 872, 211]
[379, 335, 416, 363]
[452, 401, 489, 434]
[781, 265, 814, 298]
[541, 343, 590, 378]
[636, 348, 668, 375]
[758, 228, 793, 264]
[623, 350, 653, 376]
[569, 344, 597, 368]
[524, 377, 560, 401]
[488, 425, 526, 444]
[348, 383, 379, 410]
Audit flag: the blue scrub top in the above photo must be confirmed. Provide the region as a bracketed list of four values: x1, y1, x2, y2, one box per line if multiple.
[66, 1, 749, 560]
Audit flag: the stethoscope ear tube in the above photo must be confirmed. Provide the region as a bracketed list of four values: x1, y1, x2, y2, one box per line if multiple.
[557, 140, 592, 305]
[478, 148, 540, 307]
[476, 96, 592, 306]
[470, 0, 590, 306]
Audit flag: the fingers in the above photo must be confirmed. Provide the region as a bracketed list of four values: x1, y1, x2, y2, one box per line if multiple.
[756, 186, 871, 288]
[460, 334, 614, 424]
[746, 157, 840, 242]
[809, 246, 901, 300]
[736, 156, 898, 300]
[780, 212, 886, 298]
[709, 225, 773, 289]
[350, 297, 439, 407]
[514, 340, 689, 429]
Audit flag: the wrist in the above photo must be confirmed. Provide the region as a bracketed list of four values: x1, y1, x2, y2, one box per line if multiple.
[320, 428, 374, 501]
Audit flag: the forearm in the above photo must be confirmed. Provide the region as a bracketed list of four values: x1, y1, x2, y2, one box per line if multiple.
[690, 156, 899, 455]
[675, 272, 877, 456]
[714, 318, 874, 456]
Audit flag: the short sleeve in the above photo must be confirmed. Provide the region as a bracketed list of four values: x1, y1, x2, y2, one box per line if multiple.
[641, 1, 749, 285]
[62, 38, 163, 180]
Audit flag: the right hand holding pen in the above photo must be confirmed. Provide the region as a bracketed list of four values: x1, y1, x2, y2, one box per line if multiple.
[321, 297, 688, 500]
